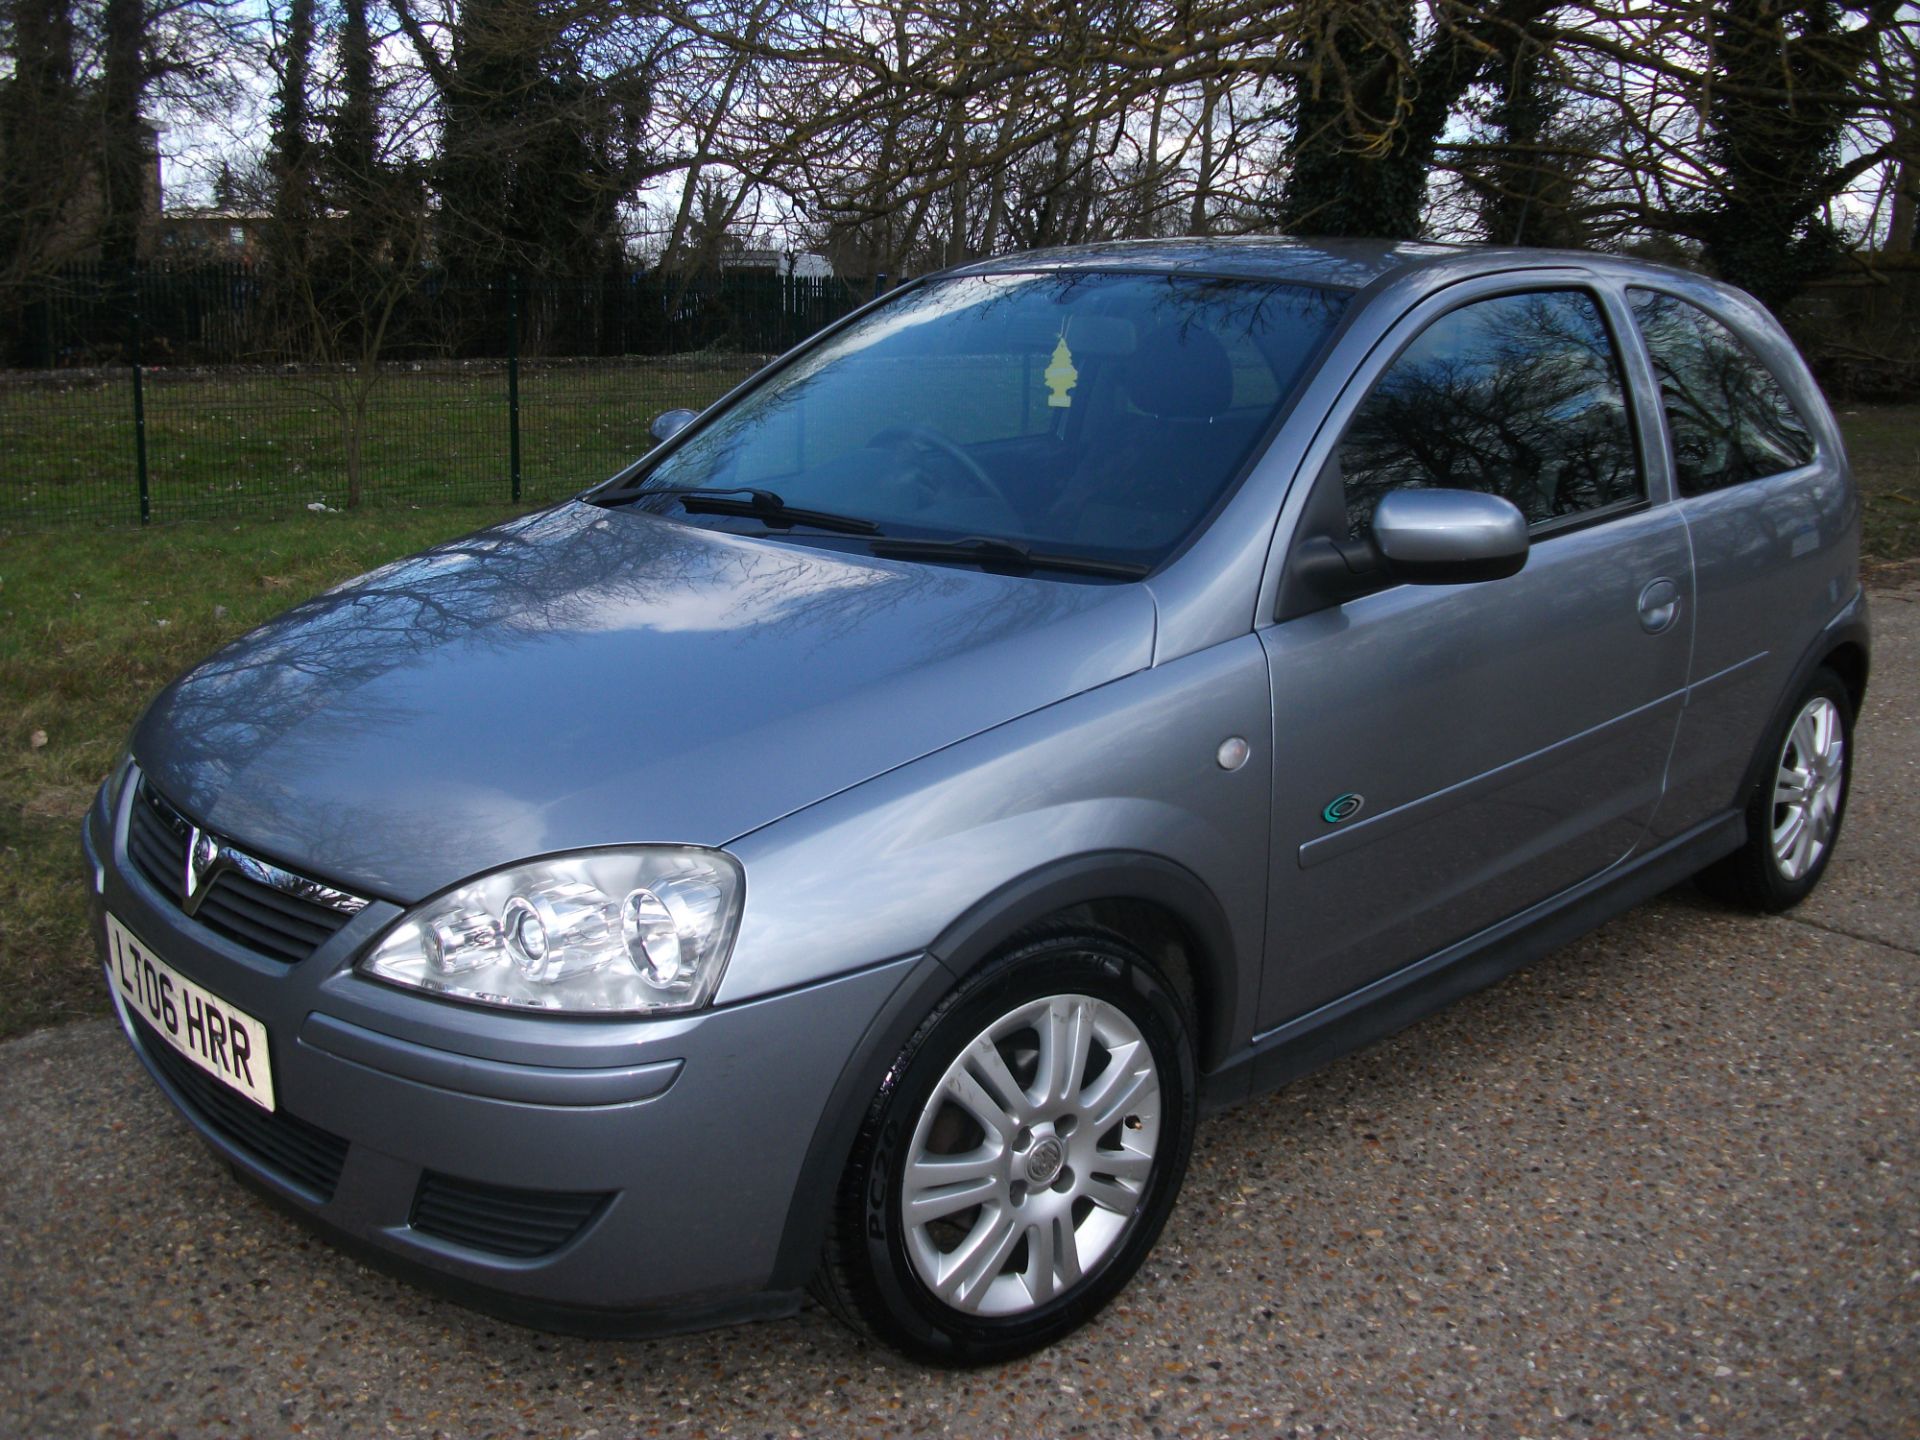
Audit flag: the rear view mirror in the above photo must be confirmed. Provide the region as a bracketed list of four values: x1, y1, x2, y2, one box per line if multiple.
[650, 409, 698, 444]
[1371, 488, 1529, 584]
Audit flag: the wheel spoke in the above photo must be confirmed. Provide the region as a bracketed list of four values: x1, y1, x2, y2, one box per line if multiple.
[1082, 1175, 1145, 1216]
[1775, 767, 1814, 807]
[1811, 704, 1837, 761]
[1791, 812, 1820, 876]
[904, 1149, 1004, 1224]
[1810, 799, 1835, 847]
[1091, 1145, 1155, 1184]
[1020, 1212, 1088, 1307]
[1040, 999, 1093, 1110]
[1051, 1214, 1082, 1288]
[1022, 1220, 1057, 1305]
[964, 1037, 1034, 1125]
[1773, 806, 1806, 872]
[938, 1210, 1021, 1311]
[1822, 737, 1846, 781]
[1082, 1048, 1159, 1132]
[1790, 710, 1820, 765]
[947, 1065, 1021, 1142]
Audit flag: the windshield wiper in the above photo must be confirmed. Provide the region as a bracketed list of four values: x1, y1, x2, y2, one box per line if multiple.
[599, 485, 881, 537]
[868, 535, 1150, 579]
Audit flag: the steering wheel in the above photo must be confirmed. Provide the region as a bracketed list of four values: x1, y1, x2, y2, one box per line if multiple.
[869, 424, 1015, 512]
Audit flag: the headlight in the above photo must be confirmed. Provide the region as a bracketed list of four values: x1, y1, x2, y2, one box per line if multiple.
[359, 848, 743, 1014]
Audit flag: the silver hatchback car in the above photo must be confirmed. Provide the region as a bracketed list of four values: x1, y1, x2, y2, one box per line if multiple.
[88, 240, 1868, 1363]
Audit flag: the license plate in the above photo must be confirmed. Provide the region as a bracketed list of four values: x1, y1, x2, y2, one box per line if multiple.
[106, 913, 276, 1111]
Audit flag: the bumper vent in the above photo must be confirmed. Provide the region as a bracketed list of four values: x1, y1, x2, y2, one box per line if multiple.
[135, 1016, 350, 1201]
[411, 1172, 610, 1258]
[126, 778, 366, 964]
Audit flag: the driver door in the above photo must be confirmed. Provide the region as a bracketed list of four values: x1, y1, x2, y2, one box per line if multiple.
[1255, 282, 1693, 1032]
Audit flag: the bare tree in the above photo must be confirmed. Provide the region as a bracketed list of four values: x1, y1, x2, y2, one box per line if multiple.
[389, 0, 668, 279]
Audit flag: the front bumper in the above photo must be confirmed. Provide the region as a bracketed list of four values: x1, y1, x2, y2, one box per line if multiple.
[85, 779, 929, 1334]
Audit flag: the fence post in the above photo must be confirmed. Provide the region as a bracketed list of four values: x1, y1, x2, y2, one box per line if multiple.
[507, 273, 523, 504]
[128, 268, 151, 526]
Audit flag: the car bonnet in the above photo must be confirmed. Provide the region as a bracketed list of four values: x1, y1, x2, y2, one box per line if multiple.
[132, 503, 1156, 902]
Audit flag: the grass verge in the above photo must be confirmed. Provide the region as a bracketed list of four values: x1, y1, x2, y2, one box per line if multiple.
[0, 504, 526, 1037]
[1836, 401, 1920, 572]
[0, 357, 757, 528]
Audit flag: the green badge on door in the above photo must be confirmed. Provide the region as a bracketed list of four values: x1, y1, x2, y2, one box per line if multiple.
[1322, 793, 1365, 824]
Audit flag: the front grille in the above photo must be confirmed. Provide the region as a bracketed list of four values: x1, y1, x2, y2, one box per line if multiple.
[135, 1016, 350, 1202]
[411, 1172, 610, 1258]
[126, 779, 364, 964]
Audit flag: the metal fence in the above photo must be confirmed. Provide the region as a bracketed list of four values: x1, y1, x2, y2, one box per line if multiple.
[0, 267, 867, 529]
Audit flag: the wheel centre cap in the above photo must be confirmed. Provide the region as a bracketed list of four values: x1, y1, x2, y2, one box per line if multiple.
[1026, 1136, 1065, 1186]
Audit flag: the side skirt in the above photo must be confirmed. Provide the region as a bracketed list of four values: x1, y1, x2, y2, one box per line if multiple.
[1200, 809, 1744, 1114]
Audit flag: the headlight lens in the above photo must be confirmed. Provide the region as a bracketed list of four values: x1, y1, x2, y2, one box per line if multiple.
[359, 848, 743, 1014]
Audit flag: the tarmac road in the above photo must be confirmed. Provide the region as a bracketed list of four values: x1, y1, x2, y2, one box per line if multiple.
[2, 583, 1915, 1440]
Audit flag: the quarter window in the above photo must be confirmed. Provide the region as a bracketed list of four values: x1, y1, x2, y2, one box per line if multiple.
[1340, 289, 1642, 538]
[1627, 288, 1815, 495]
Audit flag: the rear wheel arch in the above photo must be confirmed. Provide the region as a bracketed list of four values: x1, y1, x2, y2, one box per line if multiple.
[1822, 639, 1869, 718]
[1700, 664, 1853, 911]
[1732, 615, 1870, 813]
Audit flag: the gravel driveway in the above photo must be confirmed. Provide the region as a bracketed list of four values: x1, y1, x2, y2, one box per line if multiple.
[3, 585, 1915, 1440]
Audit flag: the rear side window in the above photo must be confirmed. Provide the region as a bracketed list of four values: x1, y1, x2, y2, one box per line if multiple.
[1339, 289, 1642, 538]
[1627, 288, 1815, 495]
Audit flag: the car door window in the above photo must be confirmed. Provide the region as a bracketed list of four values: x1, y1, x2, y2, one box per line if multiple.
[1339, 289, 1643, 538]
[1626, 288, 1815, 495]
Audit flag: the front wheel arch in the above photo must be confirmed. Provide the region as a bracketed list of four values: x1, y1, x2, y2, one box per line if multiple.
[925, 851, 1241, 1075]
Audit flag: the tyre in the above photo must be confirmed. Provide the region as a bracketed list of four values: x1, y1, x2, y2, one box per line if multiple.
[1699, 667, 1853, 912]
[817, 928, 1197, 1364]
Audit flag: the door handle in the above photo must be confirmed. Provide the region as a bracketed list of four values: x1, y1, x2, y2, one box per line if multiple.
[1637, 577, 1681, 634]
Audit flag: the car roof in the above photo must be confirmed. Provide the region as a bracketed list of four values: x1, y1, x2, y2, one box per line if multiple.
[946, 236, 1704, 296]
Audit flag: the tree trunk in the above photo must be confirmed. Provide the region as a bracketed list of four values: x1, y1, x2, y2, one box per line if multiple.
[334, 0, 378, 209]
[267, 0, 319, 305]
[0, 0, 77, 301]
[99, 0, 147, 272]
[1699, 0, 1882, 307]
[1889, 84, 1919, 253]
[343, 383, 367, 510]
[664, 14, 762, 273]
[1892, 158, 1918, 253]
[946, 88, 971, 266]
[1190, 82, 1218, 235]
[1274, 1, 1418, 236]
[980, 81, 1026, 254]
[1135, 88, 1166, 239]
[1275, 0, 1542, 240]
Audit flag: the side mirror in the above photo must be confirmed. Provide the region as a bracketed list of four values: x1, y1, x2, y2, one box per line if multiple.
[649, 408, 698, 444]
[1283, 486, 1530, 617]
[1370, 488, 1529, 585]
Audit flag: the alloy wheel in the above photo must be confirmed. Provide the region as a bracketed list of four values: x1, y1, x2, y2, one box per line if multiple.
[899, 993, 1162, 1316]
[1770, 694, 1846, 882]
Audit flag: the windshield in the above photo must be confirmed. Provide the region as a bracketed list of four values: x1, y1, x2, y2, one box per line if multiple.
[604, 271, 1347, 572]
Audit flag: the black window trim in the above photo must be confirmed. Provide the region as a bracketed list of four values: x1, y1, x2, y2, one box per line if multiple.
[1526, 493, 1652, 545]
